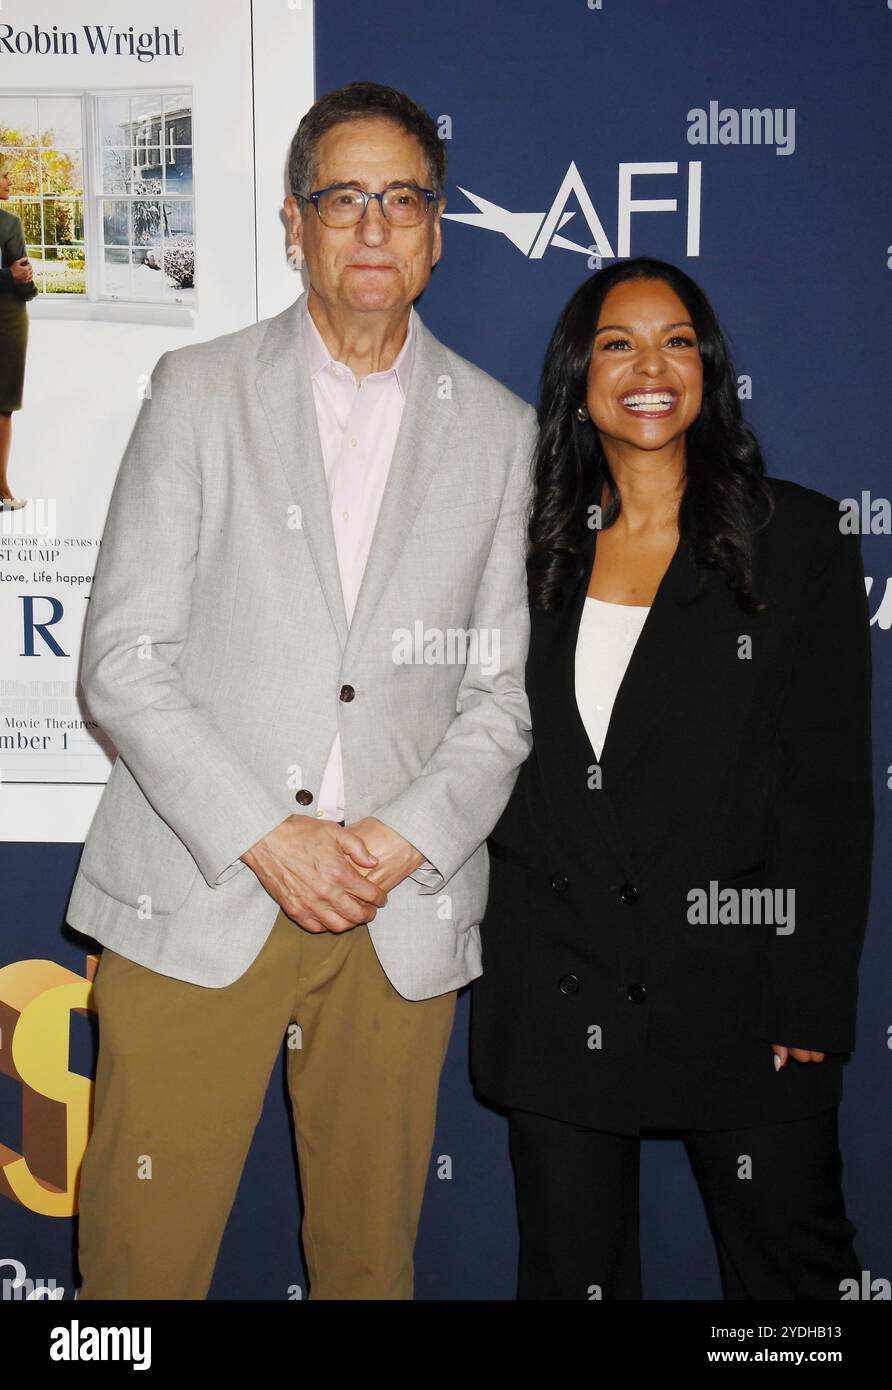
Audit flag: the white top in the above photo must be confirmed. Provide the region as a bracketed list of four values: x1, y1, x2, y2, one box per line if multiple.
[575, 598, 651, 760]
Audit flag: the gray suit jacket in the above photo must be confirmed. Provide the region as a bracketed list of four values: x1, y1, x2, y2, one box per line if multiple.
[65, 291, 537, 999]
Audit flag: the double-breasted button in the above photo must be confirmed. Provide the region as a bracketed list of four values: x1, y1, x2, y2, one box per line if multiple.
[627, 982, 647, 1003]
[551, 872, 568, 894]
[619, 883, 639, 904]
[295, 788, 314, 805]
[559, 974, 580, 995]
[339, 684, 355, 702]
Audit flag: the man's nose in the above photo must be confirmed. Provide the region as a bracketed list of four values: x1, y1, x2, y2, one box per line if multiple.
[357, 198, 388, 243]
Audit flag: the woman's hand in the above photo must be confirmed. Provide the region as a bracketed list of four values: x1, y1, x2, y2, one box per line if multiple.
[10, 257, 33, 284]
[772, 1044, 825, 1070]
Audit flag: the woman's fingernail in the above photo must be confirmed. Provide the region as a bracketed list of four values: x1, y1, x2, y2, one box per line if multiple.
[774, 1055, 782, 1071]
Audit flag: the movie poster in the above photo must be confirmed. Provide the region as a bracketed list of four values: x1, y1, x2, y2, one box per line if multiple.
[0, 0, 313, 839]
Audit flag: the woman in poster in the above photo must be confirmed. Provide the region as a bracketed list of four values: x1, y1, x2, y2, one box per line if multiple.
[0, 154, 37, 510]
[471, 257, 873, 1300]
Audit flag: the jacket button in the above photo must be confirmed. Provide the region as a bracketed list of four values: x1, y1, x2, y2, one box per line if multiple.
[551, 872, 568, 894]
[295, 788, 314, 805]
[339, 684, 355, 702]
[619, 883, 639, 904]
[627, 983, 647, 1003]
[559, 974, 580, 996]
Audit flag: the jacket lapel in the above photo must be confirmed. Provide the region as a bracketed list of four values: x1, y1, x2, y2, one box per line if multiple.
[594, 528, 709, 786]
[255, 294, 349, 649]
[534, 499, 726, 873]
[254, 293, 456, 668]
[341, 313, 456, 671]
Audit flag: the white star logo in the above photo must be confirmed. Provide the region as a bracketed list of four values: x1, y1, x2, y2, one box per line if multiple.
[443, 189, 591, 255]
[443, 161, 613, 259]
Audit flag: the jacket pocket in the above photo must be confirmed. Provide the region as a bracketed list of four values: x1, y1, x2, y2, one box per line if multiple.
[729, 861, 767, 879]
[411, 496, 503, 536]
[487, 837, 557, 881]
[76, 759, 200, 917]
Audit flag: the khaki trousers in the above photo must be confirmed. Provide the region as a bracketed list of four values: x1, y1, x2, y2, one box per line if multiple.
[76, 906, 457, 1300]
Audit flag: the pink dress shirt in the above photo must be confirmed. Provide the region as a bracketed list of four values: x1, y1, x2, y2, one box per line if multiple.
[302, 296, 435, 871]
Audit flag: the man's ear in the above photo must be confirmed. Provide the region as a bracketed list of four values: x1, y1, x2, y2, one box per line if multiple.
[284, 192, 304, 246]
[431, 197, 446, 267]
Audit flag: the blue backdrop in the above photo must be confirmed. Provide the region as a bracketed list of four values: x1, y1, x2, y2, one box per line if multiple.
[2, 0, 890, 1300]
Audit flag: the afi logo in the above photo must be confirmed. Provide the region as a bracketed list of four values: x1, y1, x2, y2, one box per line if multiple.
[443, 161, 702, 259]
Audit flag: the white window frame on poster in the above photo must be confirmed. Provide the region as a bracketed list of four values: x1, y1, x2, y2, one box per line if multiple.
[1, 86, 197, 326]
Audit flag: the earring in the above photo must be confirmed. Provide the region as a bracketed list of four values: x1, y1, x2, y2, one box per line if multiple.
[575, 403, 589, 421]
[287, 241, 303, 270]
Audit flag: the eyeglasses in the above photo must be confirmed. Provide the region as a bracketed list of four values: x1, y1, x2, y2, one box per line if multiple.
[299, 183, 438, 228]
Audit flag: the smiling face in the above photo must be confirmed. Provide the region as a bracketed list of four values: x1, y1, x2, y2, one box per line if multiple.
[283, 116, 443, 319]
[585, 277, 703, 458]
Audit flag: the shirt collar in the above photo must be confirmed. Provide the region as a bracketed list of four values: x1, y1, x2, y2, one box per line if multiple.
[301, 293, 417, 398]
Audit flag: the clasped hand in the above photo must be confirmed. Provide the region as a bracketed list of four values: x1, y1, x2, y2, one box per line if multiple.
[241, 814, 424, 934]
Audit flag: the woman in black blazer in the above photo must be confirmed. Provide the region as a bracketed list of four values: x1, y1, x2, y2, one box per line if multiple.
[470, 257, 873, 1300]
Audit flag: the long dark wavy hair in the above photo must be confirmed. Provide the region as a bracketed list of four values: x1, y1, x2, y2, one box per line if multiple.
[528, 257, 774, 612]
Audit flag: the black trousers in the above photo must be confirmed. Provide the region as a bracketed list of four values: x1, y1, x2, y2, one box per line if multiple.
[507, 1105, 861, 1300]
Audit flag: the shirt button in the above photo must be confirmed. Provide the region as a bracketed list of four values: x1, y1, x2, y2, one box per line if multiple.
[627, 983, 647, 1003]
[295, 789, 313, 806]
[551, 872, 569, 894]
[559, 974, 580, 996]
[339, 684, 355, 702]
[350, 437, 358, 447]
[619, 883, 639, 904]
[315, 809, 325, 818]
[342, 510, 349, 521]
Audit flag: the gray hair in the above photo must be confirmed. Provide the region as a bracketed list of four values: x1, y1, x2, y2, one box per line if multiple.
[288, 81, 446, 200]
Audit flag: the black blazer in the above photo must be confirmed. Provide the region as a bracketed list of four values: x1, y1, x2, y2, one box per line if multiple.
[470, 478, 873, 1134]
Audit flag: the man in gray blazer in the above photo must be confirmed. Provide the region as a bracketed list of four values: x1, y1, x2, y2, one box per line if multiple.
[70, 82, 536, 1300]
